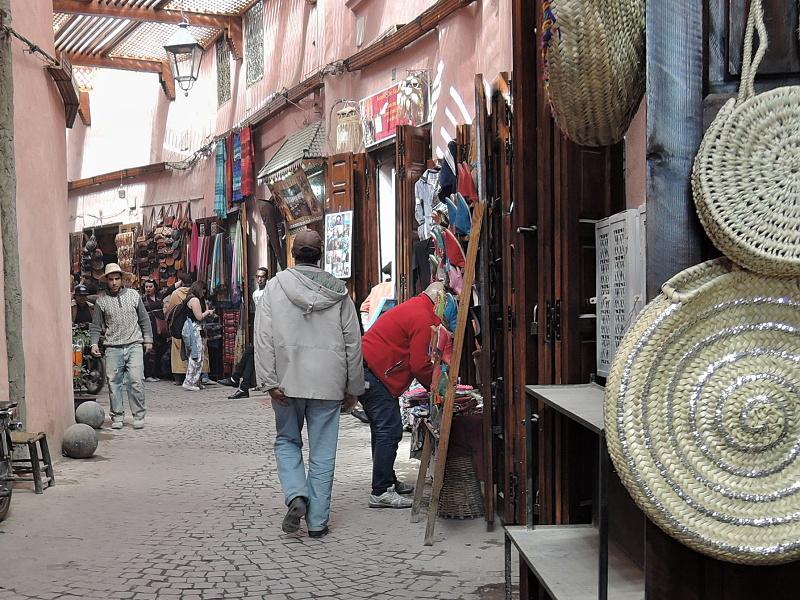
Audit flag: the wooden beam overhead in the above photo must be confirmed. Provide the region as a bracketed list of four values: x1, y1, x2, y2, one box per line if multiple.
[345, 0, 477, 72]
[64, 52, 163, 73]
[68, 162, 168, 192]
[53, 0, 233, 29]
[159, 60, 176, 101]
[78, 90, 91, 126]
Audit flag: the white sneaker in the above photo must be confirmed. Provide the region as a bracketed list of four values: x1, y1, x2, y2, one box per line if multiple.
[133, 418, 145, 430]
[145, 377, 160, 383]
[182, 383, 200, 392]
[369, 485, 413, 509]
[111, 420, 123, 430]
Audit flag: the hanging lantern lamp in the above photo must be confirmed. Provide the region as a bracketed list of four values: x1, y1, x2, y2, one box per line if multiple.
[163, 15, 205, 96]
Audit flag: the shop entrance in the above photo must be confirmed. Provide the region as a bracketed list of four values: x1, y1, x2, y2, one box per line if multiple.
[376, 152, 396, 287]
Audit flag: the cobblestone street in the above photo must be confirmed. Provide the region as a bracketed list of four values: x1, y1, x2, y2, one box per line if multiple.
[0, 382, 507, 600]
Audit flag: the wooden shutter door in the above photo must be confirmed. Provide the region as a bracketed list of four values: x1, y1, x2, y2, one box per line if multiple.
[326, 153, 355, 213]
[395, 125, 430, 303]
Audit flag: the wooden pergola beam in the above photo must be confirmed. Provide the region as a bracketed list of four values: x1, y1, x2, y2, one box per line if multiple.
[68, 162, 167, 192]
[64, 52, 163, 73]
[53, 0, 234, 29]
[345, 0, 477, 72]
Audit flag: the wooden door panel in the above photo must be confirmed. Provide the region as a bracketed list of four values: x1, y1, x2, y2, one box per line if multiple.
[727, 0, 800, 76]
[353, 153, 378, 305]
[395, 125, 430, 303]
[326, 153, 355, 213]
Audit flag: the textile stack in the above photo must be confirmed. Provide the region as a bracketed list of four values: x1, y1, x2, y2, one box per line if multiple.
[115, 231, 135, 280]
[221, 309, 240, 376]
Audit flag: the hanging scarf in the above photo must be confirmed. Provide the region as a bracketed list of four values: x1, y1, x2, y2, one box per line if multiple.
[189, 220, 199, 273]
[232, 132, 243, 203]
[209, 233, 224, 293]
[229, 220, 244, 306]
[214, 143, 227, 218]
[240, 126, 255, 199]
[225, 135, 234, 210]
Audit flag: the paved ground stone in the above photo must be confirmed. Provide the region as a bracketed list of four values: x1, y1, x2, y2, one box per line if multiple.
[0, 381, 508, 599]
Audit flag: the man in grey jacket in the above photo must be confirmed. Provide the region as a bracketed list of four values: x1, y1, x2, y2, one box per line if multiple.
[255, 230, 365, 539]
[90, 263, 153, 430]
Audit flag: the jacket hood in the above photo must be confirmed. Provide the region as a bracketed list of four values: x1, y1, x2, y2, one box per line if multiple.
[276, 266, 348, 314]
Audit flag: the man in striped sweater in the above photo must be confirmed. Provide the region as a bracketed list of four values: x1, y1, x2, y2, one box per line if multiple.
[90, 264, 153, 430]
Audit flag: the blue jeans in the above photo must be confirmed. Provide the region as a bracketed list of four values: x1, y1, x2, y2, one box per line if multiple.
[105, 344, 146, 421]
[360, 367, 403, 496]
[273, 398, 341, 532]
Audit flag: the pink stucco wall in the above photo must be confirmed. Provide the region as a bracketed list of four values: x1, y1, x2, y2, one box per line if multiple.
[3, 0, 74, 450]
[68, 0, 513, 276]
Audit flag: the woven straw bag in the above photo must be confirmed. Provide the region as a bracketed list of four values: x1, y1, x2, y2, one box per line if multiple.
[541, 0, 645, 146]
[605, 258, 800, 565]
[693, 0, 800, 277]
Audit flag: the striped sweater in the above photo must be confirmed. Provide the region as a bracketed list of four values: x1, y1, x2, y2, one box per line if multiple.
[90, 288, 153, 347]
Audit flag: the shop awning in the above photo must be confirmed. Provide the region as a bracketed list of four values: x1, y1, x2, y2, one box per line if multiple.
[257, 121, 326, 184]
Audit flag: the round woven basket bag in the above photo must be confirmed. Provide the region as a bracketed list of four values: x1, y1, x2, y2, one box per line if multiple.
[693, 0, 800, 277]
[605, 258, 800, 565]
[541, 0, 645, 147]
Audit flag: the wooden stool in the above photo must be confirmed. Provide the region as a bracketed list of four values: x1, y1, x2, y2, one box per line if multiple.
[10, 431, 55, 494]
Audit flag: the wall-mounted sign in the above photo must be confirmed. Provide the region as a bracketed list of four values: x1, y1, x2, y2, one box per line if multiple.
[360, 73, 429, 148]
[267, 169, 323, 230]
[324, 210, 353, 280]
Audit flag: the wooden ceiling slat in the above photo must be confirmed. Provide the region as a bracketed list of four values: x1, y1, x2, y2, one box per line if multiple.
[64, 51, 163, 73]
[57, 15, 90, 50]
[53, 0, 234, 28]
[61, 18, 97, 53]
[76, 18, 116, 54]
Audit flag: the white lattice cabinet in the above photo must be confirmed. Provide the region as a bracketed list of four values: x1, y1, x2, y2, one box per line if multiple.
[595, 207, 646, 378]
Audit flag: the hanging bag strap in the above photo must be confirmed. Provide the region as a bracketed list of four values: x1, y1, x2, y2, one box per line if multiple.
[736, 0, 769, 105]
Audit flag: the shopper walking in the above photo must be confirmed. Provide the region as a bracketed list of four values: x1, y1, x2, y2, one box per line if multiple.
[90, 263, 153, 430]
[142, 279, 165, 382]
[178, 281, 215, 392]
[255, 231, 364, 539]
[359, 281, 443, 508]
[220, 266, 269, 399]
[164, 273, 210, 384]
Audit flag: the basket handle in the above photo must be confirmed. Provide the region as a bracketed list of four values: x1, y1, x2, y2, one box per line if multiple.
[737, 0, 769, 103]
[661, 258, 742, 304]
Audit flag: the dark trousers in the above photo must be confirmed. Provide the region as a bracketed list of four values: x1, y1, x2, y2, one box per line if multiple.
[144, 337, 164, 379]
[361, 367, 403, 496]
[233, 346, 255, 390]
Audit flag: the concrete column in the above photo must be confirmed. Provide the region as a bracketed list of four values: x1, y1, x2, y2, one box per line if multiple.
[0, 0, 27, 421]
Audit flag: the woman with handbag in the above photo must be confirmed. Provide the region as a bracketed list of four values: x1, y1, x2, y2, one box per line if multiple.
[180, 281, 215, 392]
[142, 279, 166, 382]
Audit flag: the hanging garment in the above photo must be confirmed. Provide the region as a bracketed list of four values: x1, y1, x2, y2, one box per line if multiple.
[225, 135, 234, 208]
[214, 143, 227, 218]
[189, 220, 199, 273]
[210, 234, 224, 293]
[232, 132, 243, 203]
[414, 169, 440, 240]
[240, 126, 255, 199]
[457, 162, 479, 204]
[438, 141, 458, 200]
[229, 220, 244, 306]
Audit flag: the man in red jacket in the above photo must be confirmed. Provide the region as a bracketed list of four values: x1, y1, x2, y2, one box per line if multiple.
[360, 282, 443, 508]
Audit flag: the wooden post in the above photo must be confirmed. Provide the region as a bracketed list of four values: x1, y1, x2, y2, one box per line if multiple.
[645, 0, 707, 300]
[423, 202, 485, 545]
[0, 1, 27, 421]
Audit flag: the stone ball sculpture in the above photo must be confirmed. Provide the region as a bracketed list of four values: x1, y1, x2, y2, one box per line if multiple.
[75, 401, 105, 429]
[62, 423, 98, 459]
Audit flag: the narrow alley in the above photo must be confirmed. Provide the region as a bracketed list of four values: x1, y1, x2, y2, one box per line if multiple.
[0, 384, 506, 600]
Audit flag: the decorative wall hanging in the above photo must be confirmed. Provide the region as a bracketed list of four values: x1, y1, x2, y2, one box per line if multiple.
[335, 104, 364, 154]
[541, 0, 645, 146]
[605, 257, 800, 565]
[267, 169, 323, 230]
[692, 0, 800, 278]
[244, 0, 264, 87]
[324, 210, 353, 279]
[216, 37, 231, 107]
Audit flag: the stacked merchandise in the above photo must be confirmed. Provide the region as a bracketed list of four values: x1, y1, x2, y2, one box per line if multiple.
[70, 233, 83, 279]
[115, 230, 135, 283]
[80, 234, 105, 285]
[221, 309, 240, 376]
[605, 0, 800, 566]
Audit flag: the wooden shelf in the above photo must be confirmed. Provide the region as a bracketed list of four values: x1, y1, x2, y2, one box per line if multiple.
[506, 525, 644, 600]
[525, 384, 605, 434]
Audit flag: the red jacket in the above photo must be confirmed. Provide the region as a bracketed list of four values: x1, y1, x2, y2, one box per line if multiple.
[361, 293, 441, 397]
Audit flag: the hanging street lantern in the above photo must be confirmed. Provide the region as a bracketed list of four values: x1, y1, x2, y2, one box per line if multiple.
[163, 16, 205, 97]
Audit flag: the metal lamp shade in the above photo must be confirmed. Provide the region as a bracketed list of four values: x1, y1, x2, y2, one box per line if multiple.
[164, 22, 204, 96]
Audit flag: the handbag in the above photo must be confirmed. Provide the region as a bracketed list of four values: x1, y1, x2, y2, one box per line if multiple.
[541, 0, 645, 146]
[604, 257, 800, 565]
[692, 0, 800, 277]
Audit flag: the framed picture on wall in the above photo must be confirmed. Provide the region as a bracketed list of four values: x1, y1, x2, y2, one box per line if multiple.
[324, 210, 353, 280]
[267, 169, 324, 230]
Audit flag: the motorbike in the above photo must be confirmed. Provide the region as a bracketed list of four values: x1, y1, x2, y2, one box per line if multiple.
[0, 400, 22, 522]
[72, 325, 105, 396]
